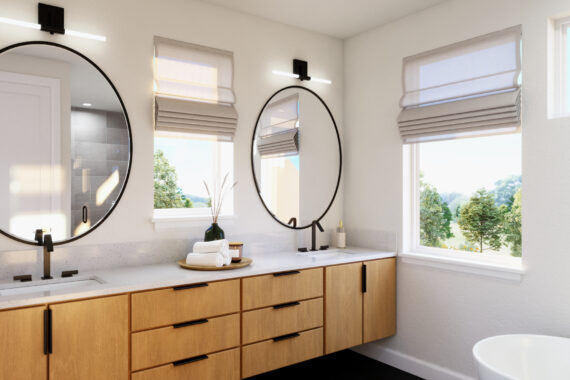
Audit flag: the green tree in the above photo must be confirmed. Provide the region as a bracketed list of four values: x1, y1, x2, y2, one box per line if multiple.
[458, 189, 502, 253]
[493, 175, 521, 210]
[420, 182, 454, 247]
[502, 188, 521, 257]
[153, 150, 192, 209]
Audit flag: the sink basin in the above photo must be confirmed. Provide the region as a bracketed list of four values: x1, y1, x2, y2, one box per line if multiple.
[0, 277, 103, 297]
[473, 334, 570, 380]
[297, 248, 359, 259]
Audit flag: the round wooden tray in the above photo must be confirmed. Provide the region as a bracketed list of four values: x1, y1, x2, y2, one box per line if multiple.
[177, 257, 252, 271]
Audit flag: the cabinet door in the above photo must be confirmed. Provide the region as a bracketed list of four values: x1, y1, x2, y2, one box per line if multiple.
[49, 295, 129, 380]
[0, 306, 47, 380]
[363, 258, 396, 343]
[325, 262, 363, 354]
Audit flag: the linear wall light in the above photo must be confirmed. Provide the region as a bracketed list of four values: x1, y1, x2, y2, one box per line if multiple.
[272, 59, 332, 85]
[0, 3, 106, 42]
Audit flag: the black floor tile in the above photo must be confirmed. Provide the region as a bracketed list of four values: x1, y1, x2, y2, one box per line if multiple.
[249, 349, 424, 379]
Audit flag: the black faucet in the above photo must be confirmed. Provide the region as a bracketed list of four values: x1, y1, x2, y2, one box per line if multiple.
[311, 220, 324, 251]
[35, 229, 54, 280]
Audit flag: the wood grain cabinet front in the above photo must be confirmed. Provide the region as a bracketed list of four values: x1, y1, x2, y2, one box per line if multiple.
[131, 279, 240, 331]
[49, 295, 129, 380]
[242, 297, 323, 345]
[132, 348, 240, 380]
[0, 306, 47, 380]
[242, 268, 323, 310]
[242, 328, 324, 378]
[131, 313, 240, 371]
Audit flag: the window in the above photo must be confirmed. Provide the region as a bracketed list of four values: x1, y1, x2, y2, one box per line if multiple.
[552, 16, 570, 118]
[153, 37, 236, 219]
[400, 27, 523, 266]
[411, 134, 521, 258]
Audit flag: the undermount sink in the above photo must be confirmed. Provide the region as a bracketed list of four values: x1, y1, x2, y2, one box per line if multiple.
[473, 334, 570, 380]
[297, 248, 359, 258]
[0, 276, 103, 297]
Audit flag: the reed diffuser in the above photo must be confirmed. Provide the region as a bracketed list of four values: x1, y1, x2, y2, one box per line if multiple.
[203, 173, 237, 241]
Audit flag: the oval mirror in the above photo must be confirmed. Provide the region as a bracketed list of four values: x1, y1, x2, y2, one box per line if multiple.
[0, 42, 132, 245]
[251, 86, 341, 229]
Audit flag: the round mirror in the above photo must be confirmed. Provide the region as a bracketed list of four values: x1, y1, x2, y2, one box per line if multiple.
[0, 42, 132, 245]
[251, 86, 341, 229]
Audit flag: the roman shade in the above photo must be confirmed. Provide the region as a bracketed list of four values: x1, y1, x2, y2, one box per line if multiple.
[257, 94, 299, 156]
[398, 25, 522, 144]
[154, 36, 237, 140]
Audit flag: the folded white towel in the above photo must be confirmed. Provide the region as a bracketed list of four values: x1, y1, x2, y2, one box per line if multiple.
[186, 252, 224, 267]
[193, 239, 229, 254]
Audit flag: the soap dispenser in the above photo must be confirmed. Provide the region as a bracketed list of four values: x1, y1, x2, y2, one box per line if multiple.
[336, 220, 346, 248]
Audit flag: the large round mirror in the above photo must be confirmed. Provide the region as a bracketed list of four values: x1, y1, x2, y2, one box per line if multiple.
[0, 42, 132, 245]
[251, 86, 341, 229]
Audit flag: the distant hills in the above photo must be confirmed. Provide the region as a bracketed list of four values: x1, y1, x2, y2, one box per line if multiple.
[184, 194, 210, 208]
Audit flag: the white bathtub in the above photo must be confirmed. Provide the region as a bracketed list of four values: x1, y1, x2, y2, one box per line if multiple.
[473, 334, 570, 380]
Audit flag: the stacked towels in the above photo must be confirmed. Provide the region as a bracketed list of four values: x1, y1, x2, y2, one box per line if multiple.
[186, 239, 238, 268]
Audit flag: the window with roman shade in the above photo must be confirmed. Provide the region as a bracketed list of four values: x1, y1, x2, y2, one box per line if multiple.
[154, 36, 238, 140]
[257, 93, 299, 157]
[398, 25, 522, 144]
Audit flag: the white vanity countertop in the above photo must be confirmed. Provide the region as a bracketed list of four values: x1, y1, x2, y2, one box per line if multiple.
[0, 247, 395, 310]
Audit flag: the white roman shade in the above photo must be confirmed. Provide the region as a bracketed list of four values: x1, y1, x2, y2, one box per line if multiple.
[398, 25, 522, 144]
[154, 37, 237, 139]
[258, 94, 299, 156]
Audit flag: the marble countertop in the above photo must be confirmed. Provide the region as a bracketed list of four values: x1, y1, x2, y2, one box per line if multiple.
[0, 247, 396, 310]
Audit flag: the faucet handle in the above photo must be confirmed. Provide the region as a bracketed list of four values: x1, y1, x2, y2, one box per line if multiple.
[14, 274, 32, 282]
[61, 270, 78, 278]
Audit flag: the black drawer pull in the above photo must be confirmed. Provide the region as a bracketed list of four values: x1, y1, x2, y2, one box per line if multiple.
[273, 332, 300, 342]
[173, 319, 208, 329]
[173, 354, 208, 367]
[173, 283, 208, 291]
[362, 264, 367, 293]
[43, 309, 52, 355]
[273, 270, 300, 277]
[273, 301, 300, 310]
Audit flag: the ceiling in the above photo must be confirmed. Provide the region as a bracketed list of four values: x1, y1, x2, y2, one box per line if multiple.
[198, 0, 447, 39]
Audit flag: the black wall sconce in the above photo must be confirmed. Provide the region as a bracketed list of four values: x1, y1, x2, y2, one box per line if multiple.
[0, 2, 106, 42]
[273, 59, 332, 84]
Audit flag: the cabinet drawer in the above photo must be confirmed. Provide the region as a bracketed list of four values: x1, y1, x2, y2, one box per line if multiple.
[132, 348, 240, 380]
[242, 297, 323, 344]
[242, 268, 323, 310]
[131, 279, 240, 331]
[242, 328, 323, 378]
[132, 313, 240, 371]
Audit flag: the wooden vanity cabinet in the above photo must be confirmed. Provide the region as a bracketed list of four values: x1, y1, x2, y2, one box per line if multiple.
[49, 295, 129, 380]
[325, 258, 396, 354]
[0, 306, 47, 380]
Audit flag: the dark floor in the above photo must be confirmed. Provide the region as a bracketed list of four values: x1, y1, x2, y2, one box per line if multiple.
[249, 350, 423, 380]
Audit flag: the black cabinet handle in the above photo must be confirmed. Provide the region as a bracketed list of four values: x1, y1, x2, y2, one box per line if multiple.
[173, 354, 208, 367]
[273, 270, 300, 277]
[273, 301, 300, 310]
[362, 264, 367, 293]
[173, 283, 208, 291]
[82, 206, 88, 223]
[173, 319, 208, 329]
[273, 332, 300, 342]
[43, 309, 52, 355]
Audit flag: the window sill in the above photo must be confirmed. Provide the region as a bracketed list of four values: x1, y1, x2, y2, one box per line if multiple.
[152, 213, 235, 231]
[399, 251, 525, 281]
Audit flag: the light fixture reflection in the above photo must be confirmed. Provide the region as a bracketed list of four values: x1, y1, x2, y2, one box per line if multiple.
[96, 170, 119, 206]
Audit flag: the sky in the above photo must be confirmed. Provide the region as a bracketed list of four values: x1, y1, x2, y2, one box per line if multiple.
[155, 136, 215, 197]
[420, 133, 521, 195]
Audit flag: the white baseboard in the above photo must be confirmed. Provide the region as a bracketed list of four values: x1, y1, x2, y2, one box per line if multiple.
[351, 342, 476, 380]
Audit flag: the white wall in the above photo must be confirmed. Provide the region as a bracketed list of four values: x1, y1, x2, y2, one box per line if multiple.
[0, 0, 343, 253]
[345, 0, 570, 378]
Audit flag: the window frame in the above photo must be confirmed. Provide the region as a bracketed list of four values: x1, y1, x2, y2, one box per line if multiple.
[152, 131, 235, 222]
[553, 16, 570, 118]
[402, 140, 524, 281]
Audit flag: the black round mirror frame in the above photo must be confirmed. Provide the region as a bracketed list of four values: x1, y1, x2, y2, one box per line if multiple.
[0, 41, 133, 246]
[251, 85, 342, 230]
